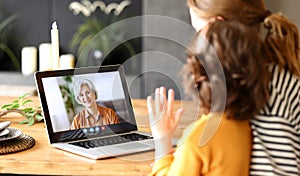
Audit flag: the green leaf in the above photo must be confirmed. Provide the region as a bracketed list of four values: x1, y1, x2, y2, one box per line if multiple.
[123, 41, 136, 57]
[13, 100, 19, 103]
[25, 112, 35, 117]
[1, 103, 13, 109]
[23, 108, 34, 113]
[78, 34, 94, 55]
[0, 14, 18, 33]
[64, 76, 72, 83]
[19, 93, 29, 99]
[0, 44, 20, 70]
[19, 118, 32, 124]
[35, 114, 44, 121]
[2, 103, 19, 110]
[1, 92, 42, 126]
[71, 23, 93, 42]
[27, 118, 35, 126]
[22, 99, 32, 106]
[0, 14, 20, 70]
[70, 28, 86, 48]
[9, 103, 19, 109]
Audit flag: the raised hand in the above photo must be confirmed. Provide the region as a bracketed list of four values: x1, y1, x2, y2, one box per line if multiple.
[147, 87, 183, 140]
[147, 87, 183, 159]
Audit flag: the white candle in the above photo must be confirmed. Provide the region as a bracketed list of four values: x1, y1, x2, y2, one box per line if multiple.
[60, 54, 75, 69]
[21, 46, 37, 75]
[39, 43, 52, 71]
[51, 21, 60, 70]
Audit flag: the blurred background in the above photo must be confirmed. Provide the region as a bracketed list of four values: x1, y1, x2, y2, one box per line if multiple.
[0, 0, 299, 99]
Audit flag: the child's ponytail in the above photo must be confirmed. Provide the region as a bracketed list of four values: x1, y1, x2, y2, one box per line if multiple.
[264, 13, 300, 77]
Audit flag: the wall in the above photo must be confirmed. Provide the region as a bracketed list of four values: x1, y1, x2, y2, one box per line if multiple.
[136, 0, 300, 99]
[265, 0, 300, 28]
[134, 0, 193, 99]
[2, 0, 300, 99]
[0, 0, 142, 71]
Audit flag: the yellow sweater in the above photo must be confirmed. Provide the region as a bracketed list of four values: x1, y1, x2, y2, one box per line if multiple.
[150, 113, 252, 176]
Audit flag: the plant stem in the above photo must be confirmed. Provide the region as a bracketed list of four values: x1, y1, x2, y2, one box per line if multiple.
[0, 109, 27, 118]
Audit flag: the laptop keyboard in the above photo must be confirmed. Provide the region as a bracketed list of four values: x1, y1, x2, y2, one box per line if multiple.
[70, 133, 153, 149]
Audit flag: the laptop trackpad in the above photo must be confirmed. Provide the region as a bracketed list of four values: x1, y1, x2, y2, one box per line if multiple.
[124, 142, 151, 149]
[106, 142, 154, 153]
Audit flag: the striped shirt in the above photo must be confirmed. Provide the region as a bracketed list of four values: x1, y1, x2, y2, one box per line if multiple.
[250, 64, 300, 175]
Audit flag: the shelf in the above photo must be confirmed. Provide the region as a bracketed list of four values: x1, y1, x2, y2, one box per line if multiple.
[0, 72, 35, 86]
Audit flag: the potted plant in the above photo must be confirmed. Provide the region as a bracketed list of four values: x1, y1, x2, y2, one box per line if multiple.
[69, 1, 136, 67]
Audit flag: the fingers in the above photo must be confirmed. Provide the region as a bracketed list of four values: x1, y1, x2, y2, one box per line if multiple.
[160, 87, 166, 102]
[165, 88, 183, 129]
[155, 87, 167, 114]
[174, 108, 184, 128]
[160, 87, 167, 113]
[155, 88, 160, 115]
[167, 89, 174, 114]
[147, 95, 156, 125]
[148, 87, 183, 138]
[147, 96, 153, 114]
[152, 86, 177, 117]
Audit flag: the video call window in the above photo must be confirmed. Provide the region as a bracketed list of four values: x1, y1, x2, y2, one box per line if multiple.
[42, 71, 130, 133]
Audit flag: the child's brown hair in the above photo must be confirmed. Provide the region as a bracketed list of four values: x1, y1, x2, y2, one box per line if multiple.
[188, 0, 300, 77]
[182, 21, 270, 120]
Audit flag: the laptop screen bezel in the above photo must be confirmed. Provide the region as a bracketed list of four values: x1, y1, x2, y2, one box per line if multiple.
[34, 65, 138, 143]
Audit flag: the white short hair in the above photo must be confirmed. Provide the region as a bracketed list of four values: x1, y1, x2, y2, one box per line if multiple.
[73, 79, 98, 104]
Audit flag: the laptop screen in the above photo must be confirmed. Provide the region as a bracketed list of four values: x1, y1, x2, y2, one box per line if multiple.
[35, 65, 138, 143]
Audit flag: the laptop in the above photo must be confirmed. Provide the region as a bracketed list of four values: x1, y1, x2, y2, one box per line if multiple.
[35, 65, 173, 159]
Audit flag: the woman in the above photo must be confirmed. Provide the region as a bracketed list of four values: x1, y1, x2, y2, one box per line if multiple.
[70, 79, 119, 130]
[148, 21, 269, 175]
[188, 1, 300, 175]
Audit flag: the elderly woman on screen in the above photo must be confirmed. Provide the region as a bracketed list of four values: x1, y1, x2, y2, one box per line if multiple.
[70, 79, 119, 130]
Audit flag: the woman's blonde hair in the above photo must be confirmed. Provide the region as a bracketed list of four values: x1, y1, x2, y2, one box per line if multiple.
[188, 0, 300, 77]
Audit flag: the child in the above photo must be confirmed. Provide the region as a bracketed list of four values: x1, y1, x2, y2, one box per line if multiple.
[147, 21, 270, 175]
[188, 1, 300, 174]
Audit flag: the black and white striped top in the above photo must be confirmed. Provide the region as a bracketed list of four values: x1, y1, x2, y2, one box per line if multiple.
[250, 64, 300, 175]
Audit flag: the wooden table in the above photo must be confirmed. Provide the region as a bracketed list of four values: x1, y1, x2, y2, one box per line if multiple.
[0, 96, 199, 176]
